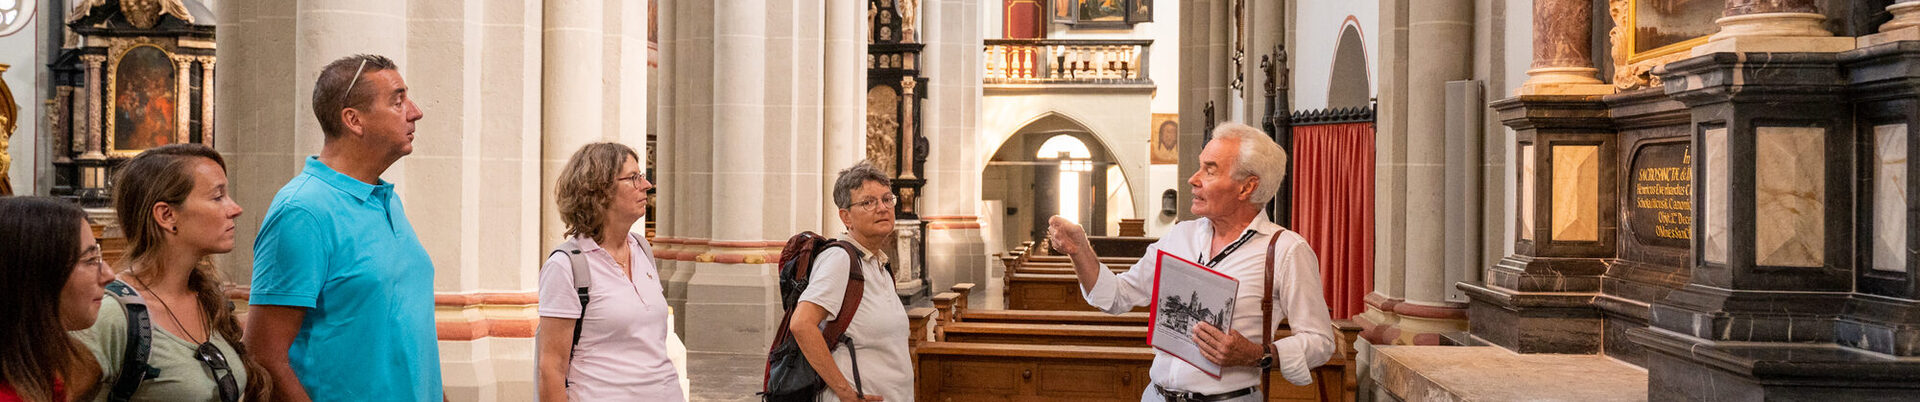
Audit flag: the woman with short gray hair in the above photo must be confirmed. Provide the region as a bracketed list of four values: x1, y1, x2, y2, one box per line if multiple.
[788, 161, 914, 402]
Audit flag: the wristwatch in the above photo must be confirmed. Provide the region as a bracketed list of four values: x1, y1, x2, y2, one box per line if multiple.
[1256, 344, 1276, 369]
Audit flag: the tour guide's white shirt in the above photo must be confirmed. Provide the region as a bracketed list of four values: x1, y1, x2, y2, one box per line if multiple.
[1082, 211, 1336, 394]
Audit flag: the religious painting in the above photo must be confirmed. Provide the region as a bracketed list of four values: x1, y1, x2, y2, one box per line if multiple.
[1127, 0, 1152, 24]
[110, 45, 177, 157]
[1628, 0, 1718, 62]
[1150, 113, 1177, 165]
[1077, 0, 1125, 24]
[1610, 0, 1719, 88]
[1051, 0, 1076, 24]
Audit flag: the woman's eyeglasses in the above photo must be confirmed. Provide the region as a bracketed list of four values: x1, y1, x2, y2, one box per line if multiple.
[848, 195, 898, 212]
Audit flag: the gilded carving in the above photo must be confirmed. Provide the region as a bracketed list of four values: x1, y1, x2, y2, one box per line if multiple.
[866, 86, 900, 175]
[70, 0, 193, 29]
[1609, 0, 1711, 90]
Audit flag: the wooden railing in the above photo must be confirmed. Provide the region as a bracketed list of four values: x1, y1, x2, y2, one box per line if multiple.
[984, 39, 1153, 85]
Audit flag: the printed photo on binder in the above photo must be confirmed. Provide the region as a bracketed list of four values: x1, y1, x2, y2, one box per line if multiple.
[1147, 250, 1239, 378]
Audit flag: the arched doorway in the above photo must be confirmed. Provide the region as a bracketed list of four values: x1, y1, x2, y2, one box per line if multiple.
[983, 115, 1135, 246]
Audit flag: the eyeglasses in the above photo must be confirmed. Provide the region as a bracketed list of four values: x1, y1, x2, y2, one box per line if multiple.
[195, 342, 240, 402]
[848, 194, 898, 212]
[614, 174, 648, 190]
[339, 57, 370, 106]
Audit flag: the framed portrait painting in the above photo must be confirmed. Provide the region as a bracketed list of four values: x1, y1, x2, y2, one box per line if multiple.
[108, 44, 179, 157]
[1150, 113, 1177, 165]
[1051, 0, 1076, 24]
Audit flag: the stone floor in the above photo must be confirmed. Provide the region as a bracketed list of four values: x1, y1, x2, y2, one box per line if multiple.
[1372, 345, 1648, 402]
[689, 351, 773, 401]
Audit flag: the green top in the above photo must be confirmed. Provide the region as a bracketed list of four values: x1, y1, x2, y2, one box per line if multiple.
[73, 286, 250, 402]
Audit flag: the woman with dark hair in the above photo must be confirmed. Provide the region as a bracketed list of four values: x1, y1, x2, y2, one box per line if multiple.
[0, 196, 114, 402]
[535, 142, 683, 401]
[73, 144, 266, 402]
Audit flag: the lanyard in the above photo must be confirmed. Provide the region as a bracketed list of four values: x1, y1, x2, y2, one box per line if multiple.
[1199, 229, 1259, 268]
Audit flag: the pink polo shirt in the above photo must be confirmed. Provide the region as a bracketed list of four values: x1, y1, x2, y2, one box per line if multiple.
[538, 233, 684, 401]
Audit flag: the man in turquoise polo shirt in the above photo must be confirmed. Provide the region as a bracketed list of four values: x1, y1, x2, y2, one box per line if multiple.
[244, 54, 441, 402]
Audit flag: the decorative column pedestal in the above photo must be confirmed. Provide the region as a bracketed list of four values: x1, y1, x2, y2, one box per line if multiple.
[1631, 41, 1920, 399]
[1463, 95, 1617, 354]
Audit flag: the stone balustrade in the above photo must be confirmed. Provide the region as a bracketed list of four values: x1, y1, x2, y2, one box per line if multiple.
[983, 39, 1151, 85]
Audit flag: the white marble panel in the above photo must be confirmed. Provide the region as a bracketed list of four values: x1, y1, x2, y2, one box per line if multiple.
[1875, 124, 1909, 272]
[1754, 126, 1825, 268]
[1520, 144, 1535, 241]
[1551, 145, 1600, 242]
[1705, 128, 1729, 264]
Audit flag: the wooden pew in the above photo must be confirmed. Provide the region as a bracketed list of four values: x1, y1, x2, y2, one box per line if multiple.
[1025, 255, 1138, 265]
[915, 341, 1154, 401]
[1005, 272, 1154, 312]
[918, 284, 1364, 402]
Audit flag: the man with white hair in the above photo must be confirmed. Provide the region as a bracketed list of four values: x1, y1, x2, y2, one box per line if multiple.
[1048, 122, 1335, 401]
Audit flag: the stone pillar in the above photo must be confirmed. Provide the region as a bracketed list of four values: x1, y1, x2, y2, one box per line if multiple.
[174, 57, 192, 145]
[79, 55, 103, 161]
[918, 0, 985, 303]
[1391, 0, 1473, 343]
[199, 57, 214, 147]
[1691, 0, 1851, 55]
[656, 0, 846, 397]
[823, 0, 866, 231]
[1517, 0, 1609, 95]
[541, 0, 607, 250]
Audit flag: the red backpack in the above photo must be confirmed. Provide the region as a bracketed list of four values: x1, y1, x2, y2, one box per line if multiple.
[759, 231, 868, 401]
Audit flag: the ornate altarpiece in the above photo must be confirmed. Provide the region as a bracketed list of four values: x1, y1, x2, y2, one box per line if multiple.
[868, 0, 931, 299]
[51, 0, 216, 206]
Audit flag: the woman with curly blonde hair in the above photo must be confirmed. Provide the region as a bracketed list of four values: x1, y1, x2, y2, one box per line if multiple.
[534, 142, 682, 401]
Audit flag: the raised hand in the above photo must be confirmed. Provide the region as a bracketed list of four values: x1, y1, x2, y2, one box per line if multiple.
[1046, 215, 1090, 257]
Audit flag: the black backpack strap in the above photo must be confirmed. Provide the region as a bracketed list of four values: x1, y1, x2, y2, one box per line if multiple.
[103, 280, 153, 402]
[549, 238, 592, 386]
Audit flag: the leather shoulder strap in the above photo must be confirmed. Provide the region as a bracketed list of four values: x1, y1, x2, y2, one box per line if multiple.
[822, 240, 866, 350]
[550, 239, 592, 376]
[1261, 230, 1284, 395]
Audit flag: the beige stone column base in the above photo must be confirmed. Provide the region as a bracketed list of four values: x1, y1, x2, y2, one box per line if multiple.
[1515, 67, 1613, 96]
[1694, 13, 1855, 56]
[1882, 2, 1920, 33]
[1863, 3, 1920, 48]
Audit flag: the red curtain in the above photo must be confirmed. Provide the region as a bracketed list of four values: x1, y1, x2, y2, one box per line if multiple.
[1289, 122, 1375, 320]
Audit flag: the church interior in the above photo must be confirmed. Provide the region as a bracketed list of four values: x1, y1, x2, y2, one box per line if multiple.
[3, 0, 1919, 400]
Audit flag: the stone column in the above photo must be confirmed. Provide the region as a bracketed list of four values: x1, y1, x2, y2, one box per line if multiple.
[174, 57, 192, 145]
[541, 0, 607, 250]
[1692, 0, 1850, 55]
[1393, 0, 1473, 342]
[822, 0, 866, 231]
[918, 0, 987, 302]
[199, 57, 213, 147]
[79, 55, 103, 160]
[1517, 0, 1609, 95]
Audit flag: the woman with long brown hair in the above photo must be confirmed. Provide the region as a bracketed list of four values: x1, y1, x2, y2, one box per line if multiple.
[73, 144, 266, 402]
[0, 196, 113, 402]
